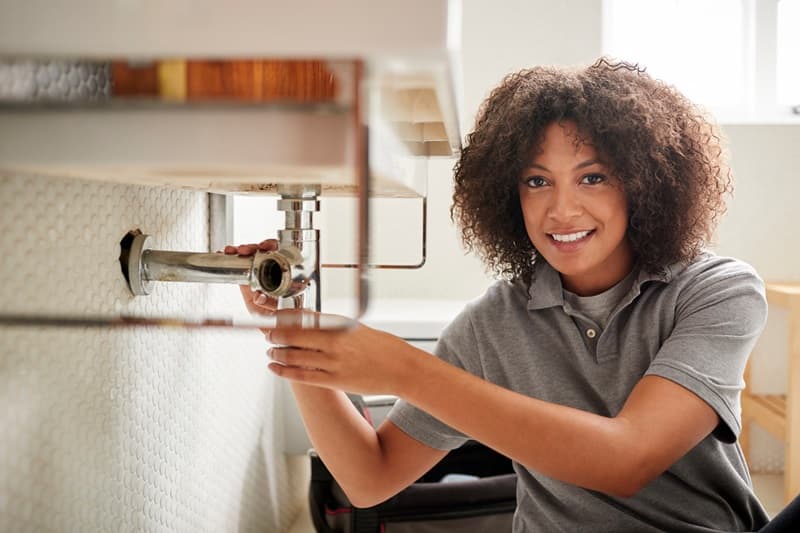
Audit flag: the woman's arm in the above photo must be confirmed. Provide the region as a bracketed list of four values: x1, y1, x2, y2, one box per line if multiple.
[268, 323, 718, 498]
[229, 242, 448, 507]
[397, 353, 718, 497]
[289, 383, 448, 507]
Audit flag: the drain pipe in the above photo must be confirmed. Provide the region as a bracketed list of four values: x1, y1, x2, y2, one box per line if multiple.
[121, 185, 321, 311]
[270, 185, 320, 311]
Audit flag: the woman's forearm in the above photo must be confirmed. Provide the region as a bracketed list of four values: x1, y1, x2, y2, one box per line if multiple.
[290, 382, 451, 507]
[396, 349, 640, 496]
[289, 383, 386, 499]
[266, 325, 665, 498]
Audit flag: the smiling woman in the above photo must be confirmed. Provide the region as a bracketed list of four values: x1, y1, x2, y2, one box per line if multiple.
[517, 121, 633, 296]
[452, 58, 730, 284]
[243, 58, 781, 532]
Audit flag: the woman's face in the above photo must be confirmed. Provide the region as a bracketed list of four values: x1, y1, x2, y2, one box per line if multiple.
[518, 121, 634, 296]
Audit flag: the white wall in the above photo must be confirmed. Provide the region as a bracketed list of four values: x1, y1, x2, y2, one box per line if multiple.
[0, 176, 297, 531]
[460, 0, 603, 123]
[716, 125, 800, 282]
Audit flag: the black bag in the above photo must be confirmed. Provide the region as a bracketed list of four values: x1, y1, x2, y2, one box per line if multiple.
[308, 395, 517, 533]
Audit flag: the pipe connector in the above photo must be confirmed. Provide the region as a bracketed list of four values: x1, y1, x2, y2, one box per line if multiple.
[252, 246, 310, 298]
[120, 185, 321, 309]
[121, 231, 316, 299]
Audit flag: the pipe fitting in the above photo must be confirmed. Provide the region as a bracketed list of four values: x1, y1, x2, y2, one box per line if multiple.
[252, 245, 310, 298]
[120, 184, 321, 310]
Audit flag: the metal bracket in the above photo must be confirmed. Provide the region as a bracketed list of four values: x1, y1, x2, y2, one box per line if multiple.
[321, 195, 426, 270]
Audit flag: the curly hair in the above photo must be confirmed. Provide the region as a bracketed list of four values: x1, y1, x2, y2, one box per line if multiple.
[451, 57, 731, 283]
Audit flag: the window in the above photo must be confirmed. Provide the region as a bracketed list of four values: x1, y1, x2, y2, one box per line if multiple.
[777, 0, 800, 106]
[603, 0, 799, 120]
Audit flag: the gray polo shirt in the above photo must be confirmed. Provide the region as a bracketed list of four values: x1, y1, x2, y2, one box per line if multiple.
[387, 251, 770, 532]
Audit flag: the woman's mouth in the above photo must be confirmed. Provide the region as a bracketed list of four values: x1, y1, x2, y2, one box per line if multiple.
[549, 230, 593, 242]
[547, 229, 595, 251]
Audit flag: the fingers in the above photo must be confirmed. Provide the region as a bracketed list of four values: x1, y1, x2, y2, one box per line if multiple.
[223, 244, 256, 255]
[267, 325, 342, 351]
[239, 284, 277, 315]
[238, 243, 259, 256]
[258, 239, 279, 251]
[268, 362, 331, 387]
[266, 333, 335, 387]
[222, 238, 278, 256]
[268, 346, 330, 370]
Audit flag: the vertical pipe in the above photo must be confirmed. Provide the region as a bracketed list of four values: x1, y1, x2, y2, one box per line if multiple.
[274, 186, 320, 312]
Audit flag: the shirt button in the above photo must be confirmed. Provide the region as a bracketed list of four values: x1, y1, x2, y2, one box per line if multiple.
[586, 328, 597, 339]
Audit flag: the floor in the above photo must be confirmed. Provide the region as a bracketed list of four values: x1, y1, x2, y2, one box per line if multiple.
[285, 458, 788, 533]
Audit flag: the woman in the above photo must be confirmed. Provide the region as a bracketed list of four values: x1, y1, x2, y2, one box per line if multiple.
[230, 58, 773, 531]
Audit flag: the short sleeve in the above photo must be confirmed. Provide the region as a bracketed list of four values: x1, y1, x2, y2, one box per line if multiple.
[386, 308, 482, 450]
[644, 263, 767, 443]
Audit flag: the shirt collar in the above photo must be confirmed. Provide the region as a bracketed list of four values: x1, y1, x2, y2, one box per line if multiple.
[526, 259, 674, 311]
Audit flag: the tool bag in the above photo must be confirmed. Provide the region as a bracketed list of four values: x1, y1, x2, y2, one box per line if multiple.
[308, 395, 517, 533]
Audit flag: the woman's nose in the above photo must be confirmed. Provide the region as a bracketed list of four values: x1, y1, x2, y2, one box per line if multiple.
[547, 186, 583, 221]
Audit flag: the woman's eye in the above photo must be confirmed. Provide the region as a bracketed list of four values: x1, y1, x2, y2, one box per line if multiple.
[524, 176, 547, 188]
[581, 174, 606, 185]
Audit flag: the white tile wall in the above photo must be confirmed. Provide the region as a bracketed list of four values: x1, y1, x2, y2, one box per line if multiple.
[0, 175, 295, 532]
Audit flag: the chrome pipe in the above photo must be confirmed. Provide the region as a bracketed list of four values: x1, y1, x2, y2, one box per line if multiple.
[123, 232, 302, 297]
[142, 249, 252, 285]
[273, 185, 320, 311]
[121, 185, 321, 312]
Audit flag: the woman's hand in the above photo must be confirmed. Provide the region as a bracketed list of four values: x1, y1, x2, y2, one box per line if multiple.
[223, 238, 280, 312]
[223, 239, 277, 258]
[265, 320, 428, 396]
[224, 237, 424, 396]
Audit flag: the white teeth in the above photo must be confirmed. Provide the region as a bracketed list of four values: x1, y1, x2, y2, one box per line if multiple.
[550, 230, 592, 242]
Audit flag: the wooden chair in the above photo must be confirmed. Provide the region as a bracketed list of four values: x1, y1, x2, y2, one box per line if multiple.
[741, 283, 800, 505]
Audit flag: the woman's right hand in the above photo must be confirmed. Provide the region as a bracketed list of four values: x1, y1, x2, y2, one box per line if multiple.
[222, 239, 277, 258]
[224, 239, 280, 313]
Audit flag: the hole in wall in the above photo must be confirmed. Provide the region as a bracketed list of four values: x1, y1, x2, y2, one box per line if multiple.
[119, 229, 142, 288]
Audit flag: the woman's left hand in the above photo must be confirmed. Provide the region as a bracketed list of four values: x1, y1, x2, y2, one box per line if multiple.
[265, 316, 426, 396]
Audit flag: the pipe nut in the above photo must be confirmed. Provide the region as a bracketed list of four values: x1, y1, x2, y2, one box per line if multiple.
[277, 198, 320, 212]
